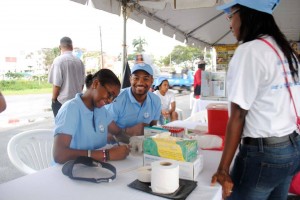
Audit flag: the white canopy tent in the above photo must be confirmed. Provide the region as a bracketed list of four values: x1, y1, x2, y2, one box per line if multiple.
[70, 0, 300, 77]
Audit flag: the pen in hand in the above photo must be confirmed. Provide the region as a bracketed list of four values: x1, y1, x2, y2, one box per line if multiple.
[112, 135, 120, 146]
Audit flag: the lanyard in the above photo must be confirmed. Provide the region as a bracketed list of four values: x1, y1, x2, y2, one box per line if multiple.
[258, 38, 300, 131]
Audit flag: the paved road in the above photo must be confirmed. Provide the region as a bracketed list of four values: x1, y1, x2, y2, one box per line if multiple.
[0, 93, 53, 128]
[0, 92, 192, 184]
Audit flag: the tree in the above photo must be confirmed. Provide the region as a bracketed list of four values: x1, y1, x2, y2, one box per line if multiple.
[25, 52, 34, 59]
[161, 56, 171, 66]
[83, 51, 101, 72]
[5, 72, 24, 79]
[42, 47, 60, 70]
[127, 53, 136, 61]
[132, 37, 147, 53]
[83, 51, 100, 61]
[27, 65, 33, 71]
[167, 45, 203, 65]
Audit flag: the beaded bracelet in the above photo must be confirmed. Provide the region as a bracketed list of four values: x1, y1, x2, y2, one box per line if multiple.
[102, 149, 107, 162]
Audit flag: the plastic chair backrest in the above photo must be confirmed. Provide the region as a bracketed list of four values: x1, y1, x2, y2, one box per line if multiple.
[176, 108, 184, 120]
[7, 129, 54, 174]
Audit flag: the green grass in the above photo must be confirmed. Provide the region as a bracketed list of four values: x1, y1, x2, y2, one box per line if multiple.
[3, 88, 52, 95]
[1, 80, 52, 95]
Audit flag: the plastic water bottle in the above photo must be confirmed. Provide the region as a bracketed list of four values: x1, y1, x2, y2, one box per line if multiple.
[159, 115, 170, 125]
[164, 115, 170, 124]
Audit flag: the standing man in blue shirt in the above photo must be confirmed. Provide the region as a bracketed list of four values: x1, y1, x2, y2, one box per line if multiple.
[107, 63, 161, 142]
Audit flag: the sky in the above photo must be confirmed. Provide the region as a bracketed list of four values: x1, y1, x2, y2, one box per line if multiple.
[0, 0, 183, 57]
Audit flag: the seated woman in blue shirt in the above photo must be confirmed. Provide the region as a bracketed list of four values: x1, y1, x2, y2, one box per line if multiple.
[53, 69, 130, 164]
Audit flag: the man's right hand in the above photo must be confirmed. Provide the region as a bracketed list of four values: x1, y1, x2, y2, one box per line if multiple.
[126, 123, 145, 136]
[108, 145, 130, 160]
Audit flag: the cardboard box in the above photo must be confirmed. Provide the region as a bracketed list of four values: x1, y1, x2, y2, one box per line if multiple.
[143, 154, 203, 181]
[143, 137, 198, 162]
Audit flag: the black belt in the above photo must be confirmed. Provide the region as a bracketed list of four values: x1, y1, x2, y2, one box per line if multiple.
[242, 131, 299, 146]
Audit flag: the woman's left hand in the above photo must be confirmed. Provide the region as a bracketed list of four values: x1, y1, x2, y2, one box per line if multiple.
[211, 169, 234, 199]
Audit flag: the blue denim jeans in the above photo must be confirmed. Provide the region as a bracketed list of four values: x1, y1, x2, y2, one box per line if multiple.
[228, 131, 300, 200]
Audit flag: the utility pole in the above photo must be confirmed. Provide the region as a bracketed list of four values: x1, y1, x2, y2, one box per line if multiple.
[99, 26, 104, 69]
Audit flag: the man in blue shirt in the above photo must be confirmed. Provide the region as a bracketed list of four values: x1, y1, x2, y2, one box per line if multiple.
[107, 63, 161, 142]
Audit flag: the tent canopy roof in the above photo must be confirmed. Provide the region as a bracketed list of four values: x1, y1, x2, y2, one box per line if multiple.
[70, 0, 300, 48]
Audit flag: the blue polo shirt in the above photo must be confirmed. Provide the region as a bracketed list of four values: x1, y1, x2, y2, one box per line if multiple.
[107, 87, 161, 128]
[54, 93, 113, 150]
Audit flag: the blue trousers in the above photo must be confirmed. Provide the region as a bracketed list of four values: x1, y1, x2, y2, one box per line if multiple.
[51, 100, 62, 117]
[228, 131, 300, 200]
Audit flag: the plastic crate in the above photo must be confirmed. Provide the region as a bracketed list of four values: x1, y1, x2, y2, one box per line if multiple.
[162, 126, 185, 137]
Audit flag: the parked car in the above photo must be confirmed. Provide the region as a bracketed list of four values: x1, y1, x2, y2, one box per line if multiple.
[152, 71, 194, 93]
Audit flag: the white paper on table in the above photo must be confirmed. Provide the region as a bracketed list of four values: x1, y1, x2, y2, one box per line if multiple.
[99, 145, 144, 173]
[166, 120, 208, 132]
[188, 185, 222, 200]
[195, 135, 223, 149]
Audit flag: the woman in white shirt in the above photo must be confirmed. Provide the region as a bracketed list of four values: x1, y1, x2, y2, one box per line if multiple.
[211, 1, 300, 200]
[154, 77, 178, 124]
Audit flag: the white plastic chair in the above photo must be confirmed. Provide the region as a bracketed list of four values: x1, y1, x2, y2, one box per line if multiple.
[176, 108, 184, 120]
[189, 92, 197, 110]
[7, 129, 54, 174]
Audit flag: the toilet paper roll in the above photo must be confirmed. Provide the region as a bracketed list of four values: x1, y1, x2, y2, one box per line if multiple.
[151, 161, 179, 194]
[137, 166, 151, 183]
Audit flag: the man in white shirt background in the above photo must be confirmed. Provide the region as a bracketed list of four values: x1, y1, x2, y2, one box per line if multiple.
[48, 36, 85, 117]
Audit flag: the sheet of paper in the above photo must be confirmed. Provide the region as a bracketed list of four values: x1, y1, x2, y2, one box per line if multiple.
[165, 120, 208, 132]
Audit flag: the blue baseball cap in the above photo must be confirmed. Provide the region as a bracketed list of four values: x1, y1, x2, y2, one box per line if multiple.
[217, 0, 280, 14]
[155, 77, 168, 88]
[131, 63, 153, 76]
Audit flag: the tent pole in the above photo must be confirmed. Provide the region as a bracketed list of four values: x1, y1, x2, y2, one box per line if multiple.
[121, 0, 128, 86]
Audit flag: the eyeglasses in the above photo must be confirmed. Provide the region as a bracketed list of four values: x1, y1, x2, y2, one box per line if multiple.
[102, 85, 116, 101]
[226, 9, 240, 21]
